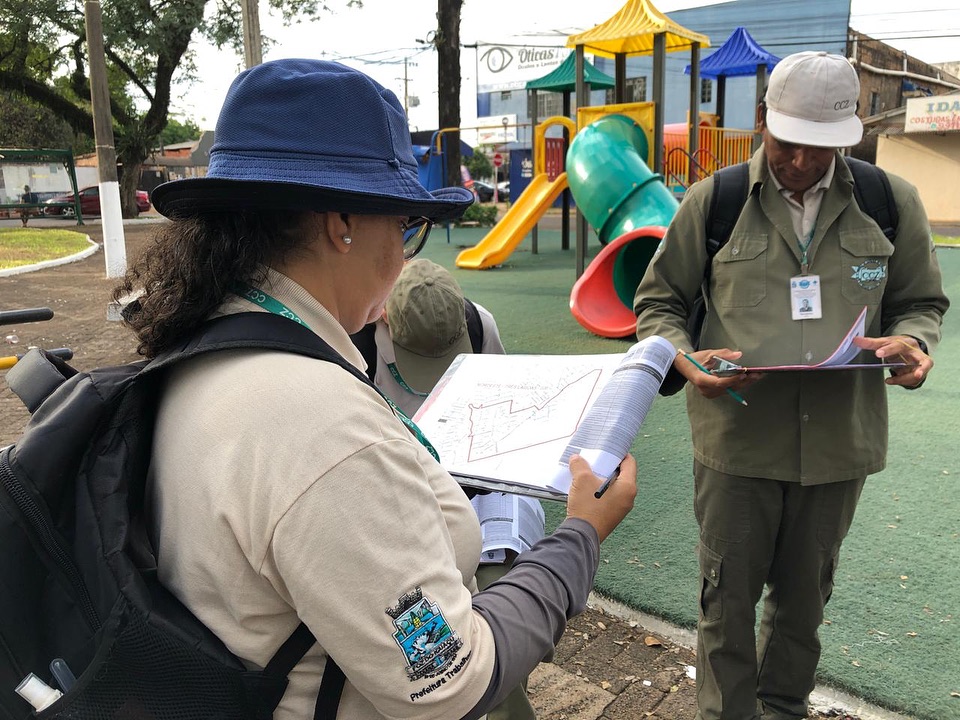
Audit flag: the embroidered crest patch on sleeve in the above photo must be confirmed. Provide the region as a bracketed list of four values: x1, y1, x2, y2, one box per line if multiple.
[387, 587, 464, 681]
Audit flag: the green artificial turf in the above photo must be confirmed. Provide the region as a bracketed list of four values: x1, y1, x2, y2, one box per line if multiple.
[418, 229, 960, 720]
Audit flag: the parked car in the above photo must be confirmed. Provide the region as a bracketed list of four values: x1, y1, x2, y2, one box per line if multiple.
[44, 186, 151, 217]
[472, 180, 495, 203]
[472, 180, 508, 203]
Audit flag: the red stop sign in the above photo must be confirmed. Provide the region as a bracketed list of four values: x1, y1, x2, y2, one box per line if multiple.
[493, 153, 503, 167]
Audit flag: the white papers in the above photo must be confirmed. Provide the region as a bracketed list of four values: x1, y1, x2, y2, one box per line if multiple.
[472, 493, 546, 563]
[414, 335, 675, 499]
[817, 305, 867, 367]
[549, 336, 676, 493]
[710, 306, 912, 374]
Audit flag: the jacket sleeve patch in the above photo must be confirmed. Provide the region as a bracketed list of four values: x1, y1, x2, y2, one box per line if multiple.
[387, 587, 464, 681]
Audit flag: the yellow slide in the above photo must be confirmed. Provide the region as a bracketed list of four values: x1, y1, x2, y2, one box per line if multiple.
[456, 173, 568, 269]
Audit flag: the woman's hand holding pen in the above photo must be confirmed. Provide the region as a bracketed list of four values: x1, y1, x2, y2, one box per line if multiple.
[676, 348, 760, 401]
[566, 454, 637, 543]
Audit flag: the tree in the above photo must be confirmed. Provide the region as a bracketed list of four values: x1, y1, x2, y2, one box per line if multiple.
[0, 92, 83, 150]
[435, 0, 463, 189]
[0, 0, 359, 217]
[160, 117, 203, 147]
[464, 149, 492, 182]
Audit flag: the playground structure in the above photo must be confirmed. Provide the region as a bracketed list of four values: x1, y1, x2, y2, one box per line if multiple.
[449, 4, 786, 339]
[455, 116, 574, 270]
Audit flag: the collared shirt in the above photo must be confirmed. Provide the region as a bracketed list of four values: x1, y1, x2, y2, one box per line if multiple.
[635, 147, 948, 484]
[767, 156, 836, 247]
[150, 268, 496, 719]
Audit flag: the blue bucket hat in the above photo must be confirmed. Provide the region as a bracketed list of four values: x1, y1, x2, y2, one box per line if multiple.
[152, 59, 473, 222]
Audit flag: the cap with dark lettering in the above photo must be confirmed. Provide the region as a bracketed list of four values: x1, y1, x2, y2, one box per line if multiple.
[764, 51, 863, 148]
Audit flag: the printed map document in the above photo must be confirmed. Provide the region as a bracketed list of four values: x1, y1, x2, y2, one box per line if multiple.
[710, 306, 915, 375]
[413, 336, 676, 500]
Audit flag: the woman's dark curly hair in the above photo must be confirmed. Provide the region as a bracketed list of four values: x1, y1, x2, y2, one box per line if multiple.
[114, 210, 314, 358]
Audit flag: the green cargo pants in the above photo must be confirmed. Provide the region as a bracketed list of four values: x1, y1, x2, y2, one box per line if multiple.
[693, 462, 865, 720]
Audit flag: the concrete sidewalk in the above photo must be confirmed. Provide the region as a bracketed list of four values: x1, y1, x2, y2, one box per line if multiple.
[527, 595, 915, 720]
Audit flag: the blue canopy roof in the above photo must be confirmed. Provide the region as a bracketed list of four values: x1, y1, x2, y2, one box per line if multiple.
[684, 26, 780, 79]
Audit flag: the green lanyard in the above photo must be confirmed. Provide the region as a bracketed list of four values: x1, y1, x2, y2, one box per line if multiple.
[797, 230, 814, 275]
[387, 363, 430, 398]
[233, 282, 439, 462]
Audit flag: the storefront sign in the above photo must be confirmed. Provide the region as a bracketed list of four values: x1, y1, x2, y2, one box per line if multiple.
[476, 44, 569, 93]
[905, 93, 960, 133]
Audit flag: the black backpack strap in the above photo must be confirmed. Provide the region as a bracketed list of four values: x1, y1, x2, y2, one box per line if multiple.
[463, 299, 484, 354]
[147, 312, 373, 388]
[845, 156, 899, 242]
[258, 622, 346, 720]
[349, 322, 379, 382]
[706, 162, 751, 268]
[147, 312, 369, 718]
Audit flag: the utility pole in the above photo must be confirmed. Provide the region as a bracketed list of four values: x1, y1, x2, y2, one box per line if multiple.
[241, 0, 263, 68]
[83, 0, 125, 278]
[403, 56, 410, 115]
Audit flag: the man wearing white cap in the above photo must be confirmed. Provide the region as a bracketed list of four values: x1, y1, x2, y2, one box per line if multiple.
[636, 52, 948, 719]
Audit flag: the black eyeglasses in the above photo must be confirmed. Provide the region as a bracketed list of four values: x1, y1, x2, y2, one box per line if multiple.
[400, 216, 433, 259]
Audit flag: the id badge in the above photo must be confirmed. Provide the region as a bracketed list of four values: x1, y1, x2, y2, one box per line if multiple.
[790, 274, 822, 319]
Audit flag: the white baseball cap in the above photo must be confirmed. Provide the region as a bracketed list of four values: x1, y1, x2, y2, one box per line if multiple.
[764, 51, 863, 148]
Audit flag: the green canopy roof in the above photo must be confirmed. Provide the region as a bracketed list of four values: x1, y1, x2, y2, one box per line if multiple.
[526, 53, 616, 92]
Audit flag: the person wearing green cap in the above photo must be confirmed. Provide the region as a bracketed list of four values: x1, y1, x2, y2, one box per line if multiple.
[355, 258, 544, 720]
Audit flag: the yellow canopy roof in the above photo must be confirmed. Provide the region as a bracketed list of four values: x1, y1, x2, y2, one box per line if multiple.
[566, 0, 710, 58]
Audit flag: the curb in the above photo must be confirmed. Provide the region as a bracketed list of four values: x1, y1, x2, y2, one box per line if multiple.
[587, 592, 916, 720]
[0, 236, 100, 278]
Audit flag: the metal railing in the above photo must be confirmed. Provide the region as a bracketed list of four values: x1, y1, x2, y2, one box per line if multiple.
[663, 126, 756, 188]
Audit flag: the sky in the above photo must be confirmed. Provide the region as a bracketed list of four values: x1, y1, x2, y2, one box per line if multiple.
[173, 0, 960, 132]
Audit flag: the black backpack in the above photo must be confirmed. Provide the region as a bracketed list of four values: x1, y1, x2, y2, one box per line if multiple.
[350, 298, 485, 383]
[657, 157, 899, 396]
[0, 312, 358, 720]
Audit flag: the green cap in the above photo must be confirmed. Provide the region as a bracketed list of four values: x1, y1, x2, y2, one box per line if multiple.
[386, 259, 473, 394]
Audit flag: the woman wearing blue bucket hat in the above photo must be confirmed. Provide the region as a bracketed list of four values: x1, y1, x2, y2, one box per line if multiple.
[114, 59, 637, 720]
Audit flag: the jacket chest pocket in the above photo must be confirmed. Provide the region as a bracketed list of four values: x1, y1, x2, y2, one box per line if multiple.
[711, 233, 768, 307]
[839, 229, 894, 306]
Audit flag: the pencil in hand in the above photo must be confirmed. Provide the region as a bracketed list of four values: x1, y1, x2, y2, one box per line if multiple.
[681, 350, 748, 407]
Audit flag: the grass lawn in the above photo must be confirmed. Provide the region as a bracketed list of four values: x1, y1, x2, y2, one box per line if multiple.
[0, 228, 92, 270]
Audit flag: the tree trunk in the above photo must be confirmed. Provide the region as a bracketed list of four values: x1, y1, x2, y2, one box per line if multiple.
[436, 0, 463, 189]
[118, 156, 142, 217]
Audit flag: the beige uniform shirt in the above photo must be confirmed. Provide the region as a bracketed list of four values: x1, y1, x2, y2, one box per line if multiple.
[635, 148, 948, 484]
[149, 269, 497, 719]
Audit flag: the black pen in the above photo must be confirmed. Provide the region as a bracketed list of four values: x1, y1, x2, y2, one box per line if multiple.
[594, 465, 621, 499]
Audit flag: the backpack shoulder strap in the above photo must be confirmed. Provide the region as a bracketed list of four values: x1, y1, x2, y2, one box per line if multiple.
[463, 299, 484, 354]
[706, 162, 751, 265]
[148, 311, 358, 719]
[845, 156, 899, 242]
[348, 322, 379, 382]
[147, 312, 371, 386]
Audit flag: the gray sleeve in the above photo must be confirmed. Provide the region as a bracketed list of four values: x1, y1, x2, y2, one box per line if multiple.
[461, 517, 599, 719]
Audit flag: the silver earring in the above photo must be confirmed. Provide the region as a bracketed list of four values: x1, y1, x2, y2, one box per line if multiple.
[343, 236, 352, 245]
